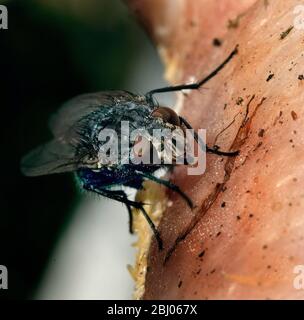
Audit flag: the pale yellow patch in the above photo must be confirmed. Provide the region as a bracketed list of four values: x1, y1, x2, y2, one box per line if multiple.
[128, 181, 168, 299]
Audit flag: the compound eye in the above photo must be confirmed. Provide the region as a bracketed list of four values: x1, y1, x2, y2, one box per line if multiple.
[151, 107, 180, 126]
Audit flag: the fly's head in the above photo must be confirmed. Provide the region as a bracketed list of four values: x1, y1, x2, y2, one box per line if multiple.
[130, 105, 188, 166]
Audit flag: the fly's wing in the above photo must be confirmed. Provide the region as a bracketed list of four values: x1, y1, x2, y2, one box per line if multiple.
[21, 91, 137, 177]
[49, 91, 136, 137]
[21, 139, 78, 177]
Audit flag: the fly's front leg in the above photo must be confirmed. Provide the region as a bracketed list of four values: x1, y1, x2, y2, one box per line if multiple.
[179, 116, 239, 157]
[145, 46, 238, 103]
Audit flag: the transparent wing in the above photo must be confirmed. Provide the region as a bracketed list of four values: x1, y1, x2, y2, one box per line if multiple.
[20, 139, 78, 176]
[22, 90, 137, 177]
[49, 90, 136, 137]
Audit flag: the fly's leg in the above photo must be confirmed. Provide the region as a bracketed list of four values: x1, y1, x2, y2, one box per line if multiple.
[103, 189, 134, 234]
[83, 185, 163, 250]
[131, 201, 163, 250]
[145, 46, 238, 103]
[179, 116, 239, 157]
[125, 202, 133, 234]
[135, 171, 194, 209]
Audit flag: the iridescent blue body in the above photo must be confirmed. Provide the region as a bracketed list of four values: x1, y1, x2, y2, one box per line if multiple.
[77, 164, 162, 191]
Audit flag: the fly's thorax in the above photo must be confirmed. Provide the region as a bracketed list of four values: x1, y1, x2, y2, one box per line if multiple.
[74, 100, 191, 168]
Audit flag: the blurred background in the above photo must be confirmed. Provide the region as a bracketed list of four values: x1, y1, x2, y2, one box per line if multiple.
[0, 0, 173, 299]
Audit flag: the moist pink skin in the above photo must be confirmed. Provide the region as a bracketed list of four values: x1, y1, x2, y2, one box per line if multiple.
[126, 0, 304, 299]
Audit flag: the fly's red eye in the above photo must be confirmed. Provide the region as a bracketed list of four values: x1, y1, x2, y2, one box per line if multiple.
[151, 107, 180, 126]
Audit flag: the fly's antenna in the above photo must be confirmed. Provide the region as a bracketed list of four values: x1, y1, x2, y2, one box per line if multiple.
[145, 45, 239, 103]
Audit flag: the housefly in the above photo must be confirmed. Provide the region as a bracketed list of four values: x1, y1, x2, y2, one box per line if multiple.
[21, 46, 239, 250]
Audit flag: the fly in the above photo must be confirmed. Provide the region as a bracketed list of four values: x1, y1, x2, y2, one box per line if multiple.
[21, 46, 239, 250]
